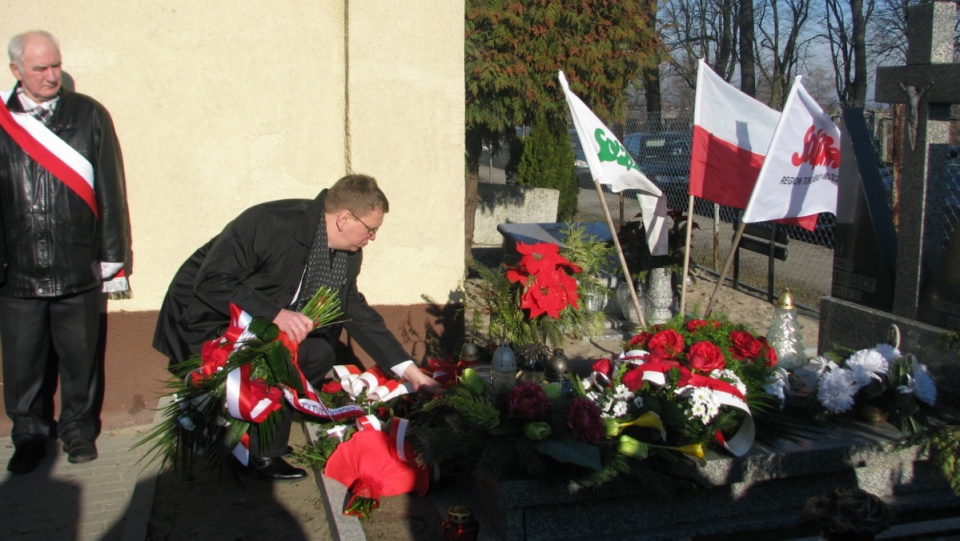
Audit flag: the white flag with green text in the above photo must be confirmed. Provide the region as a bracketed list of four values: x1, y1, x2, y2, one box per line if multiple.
[559, 71, 668, 256]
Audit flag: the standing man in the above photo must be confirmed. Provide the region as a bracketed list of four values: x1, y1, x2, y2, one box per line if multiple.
[153, 174, 440, 481]
[0, 31, 132, 474]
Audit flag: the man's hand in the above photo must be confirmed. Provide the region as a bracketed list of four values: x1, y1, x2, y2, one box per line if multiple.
[402, 364, 443, 394]
[272, 309, 314, 344]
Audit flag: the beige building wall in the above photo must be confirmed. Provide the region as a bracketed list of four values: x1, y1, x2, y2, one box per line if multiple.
[0, 1, 465, 312]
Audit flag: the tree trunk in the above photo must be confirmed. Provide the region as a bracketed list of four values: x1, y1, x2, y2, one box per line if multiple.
[738, 0, 756, 97]
[465, 128, 484, 262]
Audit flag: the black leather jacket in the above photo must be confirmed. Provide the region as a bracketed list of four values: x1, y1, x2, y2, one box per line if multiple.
[0, 85, 132, 297]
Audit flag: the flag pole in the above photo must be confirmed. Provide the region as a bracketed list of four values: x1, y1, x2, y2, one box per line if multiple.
[593, 177, 647, 328]
[678, 193, 695, 316]
[704, 220, 746, 317]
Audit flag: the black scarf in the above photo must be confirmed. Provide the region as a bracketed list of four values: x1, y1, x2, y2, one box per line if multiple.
[293, 214, 348, 311]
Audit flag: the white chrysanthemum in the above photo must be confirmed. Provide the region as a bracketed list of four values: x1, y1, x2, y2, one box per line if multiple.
[873, 343, 901, 362]
[845, 349, 888, 387]
[909, 357, 937, 406]
[613, 384, 635, 402]
[684, 387, 721, 424]
[690, 401, 708, 421]
[711, 369, 748, 396]
[690, 387, 712, 403]
[817, 368, 858, 413]
[807, 355, 838, 376]
[612, 400, 629, 417]
[586, 390, 602, 402]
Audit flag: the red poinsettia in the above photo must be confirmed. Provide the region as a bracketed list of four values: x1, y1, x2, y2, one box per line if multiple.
[505, 242, 581, 319]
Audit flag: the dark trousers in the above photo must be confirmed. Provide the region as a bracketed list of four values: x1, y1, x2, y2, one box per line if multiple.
[248, 335, 338, 458]
[0, 288, 105, 447]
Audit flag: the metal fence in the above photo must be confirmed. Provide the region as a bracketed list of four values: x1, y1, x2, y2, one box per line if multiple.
[613, 109, 960, 314]
[484, 108, 960, 315]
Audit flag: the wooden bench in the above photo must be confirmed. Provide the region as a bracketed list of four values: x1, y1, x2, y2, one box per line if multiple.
[733, 222, 788, 303]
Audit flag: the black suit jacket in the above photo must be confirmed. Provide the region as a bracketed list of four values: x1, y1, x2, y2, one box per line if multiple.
[152, 190, 409, 372]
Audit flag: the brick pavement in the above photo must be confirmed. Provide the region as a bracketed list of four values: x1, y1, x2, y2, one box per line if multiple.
[0, 424, 159, 541]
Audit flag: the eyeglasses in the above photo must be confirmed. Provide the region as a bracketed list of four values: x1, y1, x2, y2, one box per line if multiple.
[349, 211, 379, 236]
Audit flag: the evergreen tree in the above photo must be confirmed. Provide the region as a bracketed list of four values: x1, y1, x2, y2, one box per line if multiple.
[517, 112, 578, 221]
[464, 0, 661, 251]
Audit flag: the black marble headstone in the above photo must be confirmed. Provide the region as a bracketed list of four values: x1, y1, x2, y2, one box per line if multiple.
[918, 200, 960, 330]
[830, 108, 897, 310]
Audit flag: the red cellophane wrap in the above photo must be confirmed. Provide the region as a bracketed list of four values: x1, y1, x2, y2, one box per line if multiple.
[324, 429, 429, 515]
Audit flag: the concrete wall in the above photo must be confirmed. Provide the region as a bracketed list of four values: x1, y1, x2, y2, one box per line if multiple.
[0, 1, 465, 311]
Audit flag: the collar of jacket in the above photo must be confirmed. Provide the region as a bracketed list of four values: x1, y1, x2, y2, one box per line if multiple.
[292, 188, 329, 249]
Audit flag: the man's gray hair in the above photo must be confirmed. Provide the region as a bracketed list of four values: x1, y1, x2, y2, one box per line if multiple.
[8, 30, 60, 69]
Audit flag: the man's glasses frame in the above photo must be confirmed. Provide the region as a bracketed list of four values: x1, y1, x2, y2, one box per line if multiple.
[349, 211, 379, 236]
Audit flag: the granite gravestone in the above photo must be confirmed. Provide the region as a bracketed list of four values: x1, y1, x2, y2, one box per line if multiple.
[874, 0, 960, 326]
[831, 108, 897, 310]
[820, 0, 960, 405]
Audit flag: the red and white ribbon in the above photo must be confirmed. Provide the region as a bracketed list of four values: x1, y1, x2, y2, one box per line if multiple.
[0, 90, 96, 217]
[615, 349, 755, 457]
[332, 365, 414, 403]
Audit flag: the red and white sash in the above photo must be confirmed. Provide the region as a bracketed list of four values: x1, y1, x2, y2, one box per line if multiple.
[0, 90, 97, 218]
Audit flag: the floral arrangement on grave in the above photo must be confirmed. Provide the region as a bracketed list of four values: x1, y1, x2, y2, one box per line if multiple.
[463, 239, 606, 360]
[801, 344, 937, 434]
[136, 287, 355, 472]
[403, 316, 786, 485]
[618, 208, 698, 281]
[603, 316, 785, 459]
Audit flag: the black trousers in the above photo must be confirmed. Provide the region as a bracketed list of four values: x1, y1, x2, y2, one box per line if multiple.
[0, 288, 105, 447]
[247, 335, 339, 458]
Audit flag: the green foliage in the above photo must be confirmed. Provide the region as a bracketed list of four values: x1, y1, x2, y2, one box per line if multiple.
[465, 0, 661, 136]
[517, 112, 578, 220]
[927, 423, 960, 495]
[558, 222, 618, 296]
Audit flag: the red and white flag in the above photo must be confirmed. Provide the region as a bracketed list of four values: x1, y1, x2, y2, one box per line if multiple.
[559, 71, 669, 255]
[741, 77, 839, 226]
[689, 60, 816, 229]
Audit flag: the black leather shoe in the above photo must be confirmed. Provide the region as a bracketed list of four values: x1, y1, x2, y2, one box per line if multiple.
[63, 439, 98, 464]
[7, 439, 47, 474]
[246, 455, 307, 481]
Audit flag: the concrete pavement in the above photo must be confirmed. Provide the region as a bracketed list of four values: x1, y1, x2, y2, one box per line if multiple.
[0, 424, 159, 541]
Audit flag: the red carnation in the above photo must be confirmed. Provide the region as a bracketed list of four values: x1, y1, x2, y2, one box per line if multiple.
[627, 332, 652, 349]
[199, 340, 231, 378]
[687, 341, 726, 372]
[728, 331, 763, 361]
[686, 319, 709, 332]
[621, 367, 646, 391]
[757, 336, 778, 367]
[320, 380, 344, 394]
[566, 398, 604, 444]
[508, 382, 550, 420]
[591, 358, 613, 377]
[647, 329, 685, 358]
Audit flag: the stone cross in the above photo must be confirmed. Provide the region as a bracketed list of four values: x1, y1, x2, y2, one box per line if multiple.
[874, 0, 960, 320]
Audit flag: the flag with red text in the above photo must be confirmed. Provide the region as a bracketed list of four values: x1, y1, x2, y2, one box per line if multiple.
[741, 77, 839, 226]
[689, 60, 817, 229]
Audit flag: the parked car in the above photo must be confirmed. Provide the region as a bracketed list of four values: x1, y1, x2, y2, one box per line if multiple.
[622, 132, 693, 180]
[619, 132, 692, 209]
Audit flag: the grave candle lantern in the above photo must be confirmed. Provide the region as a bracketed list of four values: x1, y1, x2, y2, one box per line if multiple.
[767, 289, 807, 370]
